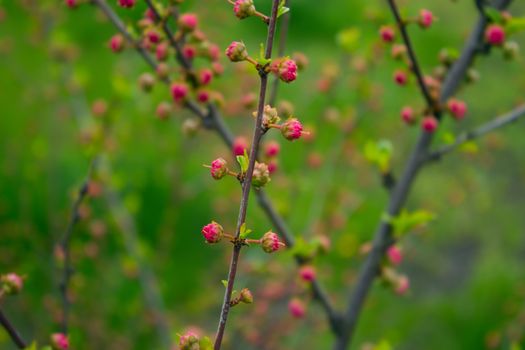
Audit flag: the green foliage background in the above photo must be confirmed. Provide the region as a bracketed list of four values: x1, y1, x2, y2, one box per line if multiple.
[0, 0, 525, 349]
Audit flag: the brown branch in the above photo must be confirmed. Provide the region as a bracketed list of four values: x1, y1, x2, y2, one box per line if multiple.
[0, 309, 27, 349]
[334, 0, 512, 349]
[58, 158, 96, 334]
[426, 104, 525, 162]
[213, 2, 281, 348]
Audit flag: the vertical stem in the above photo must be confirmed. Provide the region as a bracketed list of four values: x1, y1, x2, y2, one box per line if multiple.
[213, 1, 281, 349]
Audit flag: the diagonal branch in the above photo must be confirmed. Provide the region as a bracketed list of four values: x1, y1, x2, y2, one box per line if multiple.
[426, 104, 525, 162]
[0, 310, 27, 349]
[334, 0, 512, 349]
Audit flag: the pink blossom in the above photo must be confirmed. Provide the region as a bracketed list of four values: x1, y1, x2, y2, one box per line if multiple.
[261, 231, 285, 253]
[379, 26, 395, 43]
[117, 0, 135, 8]
[109, 34, 124, 53]
[197, 90, 210, 104]
[182, 45, 196, 60]
[485, 24, 505, 46]
[1, 273, 24, 294]
[50, 333, 69, 350]
[387, 245, 403, 266]
[393, 70, 408, 86]
[418, 9, 434, 28]
[395, 275, 410, 295]
[199, 69, 214, 85]
[178, 13, 198, 32]
[232, 137, 248, 156]
[156, 43, 168, 61]
[281, 118, 303, 141]
[264, 141, 280, 157]
[421, 116, 438, 133]
[299, 265, 316, 282]
[447, 98, 468, 120]
[225, 41, 248, 62]
[201, 221, 224, 244]
[400, 106, 415, 124]
[210, 158, 227, 180]
[170, 83, 188, 103]
[288, 298, 306, 318]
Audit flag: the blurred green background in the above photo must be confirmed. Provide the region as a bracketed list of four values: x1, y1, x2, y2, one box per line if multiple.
[1, 0, 525, 349]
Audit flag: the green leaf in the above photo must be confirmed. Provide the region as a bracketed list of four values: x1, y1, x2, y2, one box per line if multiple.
[221, 280, 228, 288]
[374, 340, 392, 350]
[199, 336, 213, 350]
[239, 223, 253, 239]
[484, 7, 503, 23]
[236, 150, 249, 173]
[364, 139, 393, 173]
[391, 209, 436, 237]
[290, 237, 319, 259]
[24, 342, 38, 350]
[277, 0, 290, 18]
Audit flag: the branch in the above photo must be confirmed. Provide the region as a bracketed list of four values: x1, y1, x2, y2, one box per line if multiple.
[214, 2, 281, 348]
[334, 0, 512, 348]
[0, 310, 27, 349]
[89, 0, 339, 339]
[426, 104, 525, 162]
[58, 158, 97, 334]
[386, 0, 437, 111]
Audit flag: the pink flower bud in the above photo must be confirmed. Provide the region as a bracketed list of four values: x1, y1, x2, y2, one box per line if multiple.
[239, 288, 253, 304]
[201, 221, 224, 244]
[1, 273, 23, 295]
[210, 158, 228, 180]
[233, 137, 248, 156]
[226, 41, 248, 62]
[156, 62, 170, 79]
[50, 333, 69, 350]
[117, 0, 135, 8]
[271, 58, 298, 83]
[197, 90, 210, 104]
[485, 24, 505, 46]
[199, 69, 214, 86]
[252, 162, 271, 188]
[261, 231, 285, 253]
[65, 0, 77, 8]
[208, 44, 221, 61]
[156, 102, 171, 120]
[264, 141, 280, 157]
[391, 44, 407, 60]
[393, 70, 408, 86]
[179, 331, 199, 350]
[171, 83, 188, 103]
[299, 265, 316, 282]
[288, 298, 306, 318]
[418, 9, 434, 29]
[379, 25, 395, 43]
[156, 43, 168, 61]
[447, 98, 467, 120]
[109, 34, 124, 53]
[421, 116, 438, 133]
[387, 245, 403, 266]
[400, 106, 415, 124]
[395, 275, 410, 295]
[178, 13, 198, 32]
[146, 29, 161, 44]
[212, 62, 224, 76]
[91, 99, 108, 117]
[182, 45, 197, 60]
[267, 160, 278, 174]
[281, 118, 304, 141]
[144, 8, 156, 21]
[234, 0, 256, 19]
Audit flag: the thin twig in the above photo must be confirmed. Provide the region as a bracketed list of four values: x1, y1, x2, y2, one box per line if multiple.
[427, 104, 525, 162]
[214, 2, 281, 348]
[334, 0, 512, 348]
[0, 309, 27, 349]
[58, 158, 97, 334]
[90, 0, 338, 339]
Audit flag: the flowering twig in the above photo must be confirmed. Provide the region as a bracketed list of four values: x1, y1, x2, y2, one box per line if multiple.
[214, 1, 281, 348]
[334, 0, 513, 349]
[426, 104, 525, 162]
[0, 310, 27, 349]
[58, 158, 97, 334]
[268, 0, 290, 106]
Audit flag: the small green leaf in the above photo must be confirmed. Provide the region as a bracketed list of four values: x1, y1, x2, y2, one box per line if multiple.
[236, 151, 249, 173]
[221, 280, 228, 288]
[364, 139, 393, 173]
[239, 223, 253, 239]
[484, 8, 503, 23]
[336, 28, 361, 52]
[277, 0, 290, 18]
[391, 209, 436, 237]
[24, 342, 38, 350]
[374, 340, 392, 350]
[506, 17, 525, 35]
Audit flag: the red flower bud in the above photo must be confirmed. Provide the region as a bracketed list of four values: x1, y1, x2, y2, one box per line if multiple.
[379, 26, 395, 43]
[400, 106, 415, 124]
[485, 24, 505, 46]
[447, 98, 468, 120]
[210, 158, 228, 180]
[271, 58, 298, 83]
[387, 245, 403, 266]
[264, 141, 280, 157]
[233, 137, 248, 156]
[421, 116, 438, 133]
[418, 9, 434, 29]
[1, 273, 23, 295]
[201, 221, 224, 244]
[199, 69, 214, 86]
[109, 34, 124, 53]
[170, 83, 188, 103]
[65, 0, 77, 8]
[233, 0, 256, 19]
[179, 331, 199, 350]
[226, 41, 248, 62]
[156, 43, 168, 61]
[261, 231, 284, 253]
[299, 265, 316, 282]
[50, 333, 69, 350]
[393, 70, 408, 86]
[178, 13, 198, 32]
[117, 0, 135, 8]
[288, 298, 306, 318]
[281, 118, 304, 141]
